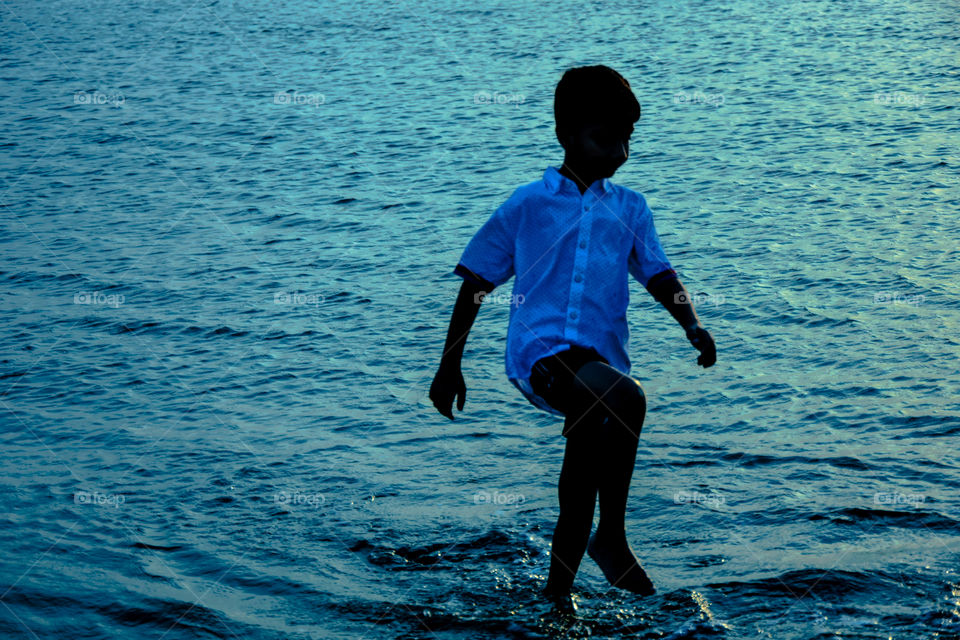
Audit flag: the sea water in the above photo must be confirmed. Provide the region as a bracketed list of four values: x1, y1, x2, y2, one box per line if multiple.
[1, 0, 958, 638]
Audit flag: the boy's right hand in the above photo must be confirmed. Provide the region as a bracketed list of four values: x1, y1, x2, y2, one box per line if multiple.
[685, 324, 717, 368]
[430, 363, 466, 420]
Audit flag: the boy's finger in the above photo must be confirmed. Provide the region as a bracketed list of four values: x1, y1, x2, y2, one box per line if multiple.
[457, 388, 466, 411]
[435, 400, 452, 420]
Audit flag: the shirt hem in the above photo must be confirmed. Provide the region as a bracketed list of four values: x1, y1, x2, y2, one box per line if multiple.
[510, 376, 565, 418]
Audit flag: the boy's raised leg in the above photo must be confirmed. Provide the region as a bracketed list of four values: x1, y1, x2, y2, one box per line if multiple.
[573, 363, 656, 595]
[588, 414, 654, 595]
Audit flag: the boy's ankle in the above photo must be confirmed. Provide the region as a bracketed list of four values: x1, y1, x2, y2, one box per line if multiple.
[543, 578, 572, 596]
[594, 523, 627, 542]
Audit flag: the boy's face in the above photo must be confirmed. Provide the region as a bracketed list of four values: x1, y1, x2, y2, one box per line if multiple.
[561, 120, 634, 178]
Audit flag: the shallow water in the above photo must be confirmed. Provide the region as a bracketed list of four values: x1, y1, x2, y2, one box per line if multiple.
[1, 0, 958, 638]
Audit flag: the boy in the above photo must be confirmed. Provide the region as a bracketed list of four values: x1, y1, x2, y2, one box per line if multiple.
[430, 65, 716, 613]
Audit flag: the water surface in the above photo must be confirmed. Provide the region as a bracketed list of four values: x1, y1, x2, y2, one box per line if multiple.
[1, 0, 958, 638]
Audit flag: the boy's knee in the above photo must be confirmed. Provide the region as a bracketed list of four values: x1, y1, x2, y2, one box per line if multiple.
[604, 379, 646, 438]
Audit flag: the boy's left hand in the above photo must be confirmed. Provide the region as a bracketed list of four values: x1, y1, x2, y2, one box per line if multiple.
[685, 325, 716, 367]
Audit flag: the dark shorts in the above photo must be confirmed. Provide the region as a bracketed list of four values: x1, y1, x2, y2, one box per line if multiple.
[528, 345, 610, 418]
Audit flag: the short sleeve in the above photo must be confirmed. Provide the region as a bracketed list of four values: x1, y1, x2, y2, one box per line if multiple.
[627, 194, 677, 290]
[452, 199, 518, 290]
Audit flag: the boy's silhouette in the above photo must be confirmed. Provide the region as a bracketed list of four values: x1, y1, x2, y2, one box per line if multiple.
[430, 65, 716, 614]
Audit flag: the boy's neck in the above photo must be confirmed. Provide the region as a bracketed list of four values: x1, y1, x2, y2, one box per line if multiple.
[558, 162, 605, 196]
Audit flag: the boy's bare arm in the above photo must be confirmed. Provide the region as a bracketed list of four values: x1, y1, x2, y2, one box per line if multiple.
[646, 275, 700, 330]
[646, 274, 717, 368]
[430, 274, 491, 419]
[440, 278, 487, 367]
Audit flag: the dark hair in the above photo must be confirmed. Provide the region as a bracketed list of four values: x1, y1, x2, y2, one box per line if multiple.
[554, 65, 640, 137]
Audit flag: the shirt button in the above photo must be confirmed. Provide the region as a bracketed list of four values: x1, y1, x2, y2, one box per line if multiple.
[579, 240, 586, 249]
[574, 273, 583, 283]
[570, 310, 578, 319]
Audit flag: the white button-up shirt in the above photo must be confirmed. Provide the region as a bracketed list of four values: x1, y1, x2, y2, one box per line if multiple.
[453, 166, 677, 416]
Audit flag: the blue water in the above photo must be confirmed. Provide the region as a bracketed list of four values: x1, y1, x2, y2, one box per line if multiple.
[1, 0, 959, 638]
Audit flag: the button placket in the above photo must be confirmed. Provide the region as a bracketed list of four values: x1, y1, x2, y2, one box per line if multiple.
[565, 196, 593, 343]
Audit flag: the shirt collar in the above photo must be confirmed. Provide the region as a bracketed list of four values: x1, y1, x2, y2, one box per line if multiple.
[544, 166, 611, 195]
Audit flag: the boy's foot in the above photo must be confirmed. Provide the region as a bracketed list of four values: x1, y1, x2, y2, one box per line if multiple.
[586, 529, 655, 595]
[542, 584, 577, 614]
